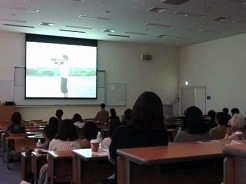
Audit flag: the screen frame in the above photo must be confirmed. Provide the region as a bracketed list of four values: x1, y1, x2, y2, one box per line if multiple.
[25, 34, 98, 100]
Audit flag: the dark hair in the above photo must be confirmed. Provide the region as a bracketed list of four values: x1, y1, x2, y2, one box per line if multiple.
[222, 108, 229, 114]
[83, 122, 98, 141]
[183, 106, 207, 134]
[43, 125, 57, 140]
[130, 91, 165, 133]
[56, 109, 63, 118]
[231, 108, 240, 115]
[110, 108, 117, 117]
[48, 117, 59, 129]
[56, 119, 78, 141]
[216, 112, 229, 126]
[100, 103, 105, 109]
[72, 113, 83, 123]
[11, 112, 22, 124]
[208, 110, 216, 119]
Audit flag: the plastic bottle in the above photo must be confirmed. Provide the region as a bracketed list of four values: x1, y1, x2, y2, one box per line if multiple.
[96, 132, 103, 143]
[36, 139, 42, 148]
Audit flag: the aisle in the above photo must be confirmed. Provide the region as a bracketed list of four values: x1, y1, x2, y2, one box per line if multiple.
[0, 158, 21, 184]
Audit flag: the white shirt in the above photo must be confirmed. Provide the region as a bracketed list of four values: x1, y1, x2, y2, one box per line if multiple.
[48, 139, 80, 151]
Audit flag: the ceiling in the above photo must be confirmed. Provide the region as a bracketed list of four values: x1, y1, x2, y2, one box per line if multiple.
[0, 0, 246, 46]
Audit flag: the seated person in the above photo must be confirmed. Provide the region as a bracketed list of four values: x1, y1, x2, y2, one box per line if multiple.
[109, 92, 168, 183]
[206, 110, 217, 130]
[224, 114, 246, 140]
[55, 109, 63, 124]
[72, 113, 86, 139]
[209, 112, 228, 139]
[80, 121, 98, 148]
[121, 108, 132, 125]
[38, 119, 80, 184]
[174, 106, 211, 143]
[6, 112, 26, 135]
[95, 103, 109, 124]
[108, 108, 121, 136]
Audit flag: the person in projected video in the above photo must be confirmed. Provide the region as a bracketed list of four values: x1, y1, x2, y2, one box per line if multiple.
[52, 55, 69, 97]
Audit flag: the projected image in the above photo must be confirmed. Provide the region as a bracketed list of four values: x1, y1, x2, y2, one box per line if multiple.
[26, 42, 97, 98]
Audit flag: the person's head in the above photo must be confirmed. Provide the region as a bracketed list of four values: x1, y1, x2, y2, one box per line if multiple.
[216, 112, 229, 126]
[124, 108, 132, 120]
[110, 108, 116, 117]
[223, 108, 229, 114]
[229, 114, 245, 130]
[183, 106, 207, 134]
[100, 103, 105, 109]
[48, 116, 59, 129]
[56, 109, 63, 119]
[231, 108, 240, 116]
[130, 91, 165, 133]
[63, 55, 68, 61]
[72, 113, 83, 123]
[208, 110, 216, 119]
[11, 112, 22, 124]
[43, 125, 57, 140]
[83, 122, 98, 141]
[56, 119, 78, 141]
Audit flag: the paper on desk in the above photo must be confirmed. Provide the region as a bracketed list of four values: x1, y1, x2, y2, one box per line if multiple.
[92, 149, 109, 156]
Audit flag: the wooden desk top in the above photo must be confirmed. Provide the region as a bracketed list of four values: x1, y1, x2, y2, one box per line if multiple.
[48, 150, 73, 158]
[117, 140, 229, 165]
[223, 142, 246, 157]
[73, 149, 108, 161]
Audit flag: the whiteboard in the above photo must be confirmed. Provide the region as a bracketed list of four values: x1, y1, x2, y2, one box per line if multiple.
[13, 67, 106, 106]
[106, 83, 126, 106]
[0, 80, 14, 102]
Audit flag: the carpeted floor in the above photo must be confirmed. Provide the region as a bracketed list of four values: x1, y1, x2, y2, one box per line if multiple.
[0, 158, 21, 184]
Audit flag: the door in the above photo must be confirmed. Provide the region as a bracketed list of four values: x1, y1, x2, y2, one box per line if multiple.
[181, 86, 206, 115]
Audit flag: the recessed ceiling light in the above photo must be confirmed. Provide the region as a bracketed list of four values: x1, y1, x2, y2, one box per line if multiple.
[0, 6, 39, 12]
[59, 29, 85, 33]
[161, 0, 190, 5]
[173, 11, 206, 18]
[40, 22, 54, 26]
[3, 24, 34, 28]
[65, 25, 93, 30]
[125, 31, 148, 36]
[211, 16, 229, 22]
[156, 35, 168, 38]
[147, 7, 167, 13]
[108, 34, 130, 38]
[103, 10, 111, 13]
[0, 19, 27, 23]
[79, 15, 110, 20]
[103, 29, 116, 33]
[145, 22, 173, 28]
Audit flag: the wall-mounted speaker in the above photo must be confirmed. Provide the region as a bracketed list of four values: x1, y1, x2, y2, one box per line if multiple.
[141, 54, 152, 61]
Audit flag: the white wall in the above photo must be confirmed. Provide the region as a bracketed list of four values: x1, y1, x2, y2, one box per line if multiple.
[0, 31, 179, 120]
[180, 33, 246, 115]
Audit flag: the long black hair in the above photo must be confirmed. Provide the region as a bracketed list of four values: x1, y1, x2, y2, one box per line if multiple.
[56, 119, 78, 141]
[130, 91, 165, 133]
[183, 106, 207, 134]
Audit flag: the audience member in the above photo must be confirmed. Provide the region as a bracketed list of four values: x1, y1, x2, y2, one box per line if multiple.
[108, 91, 168, 183]
[224, 114, 246, 140]
[80, 121, 98, 148]
[231, 108, 240, 117]
[72, 113, 86, 139]
[38, 119, 80, 184]
[55, 109, 63, 123]
[209, 112, 228, 139]
[6, 112, 26, 135]
[121, 108, 132, 125]
[174, 106, 211, 142]
[222, 107, 232, 123]
[206, 110, 217, 130]
[108, 108, 121, 137]
[95, 103, 109, 124]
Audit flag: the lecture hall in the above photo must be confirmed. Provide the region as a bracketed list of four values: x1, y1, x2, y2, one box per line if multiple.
[0, 0, 246, 184]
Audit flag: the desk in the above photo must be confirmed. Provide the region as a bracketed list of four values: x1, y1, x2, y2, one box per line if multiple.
[32, 151, 47, 184]
[21, 152, 33, 181]
[117, 141, 227, 184]
[73, 149, 113, 184]
[223, 142, 246, 184]
[48, 150, 73, 184]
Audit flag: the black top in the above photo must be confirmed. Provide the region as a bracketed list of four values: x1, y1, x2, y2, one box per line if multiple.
[109, 123, 168, 164]
[6, 122, 26, 134]
[108, 116, 121, 137]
